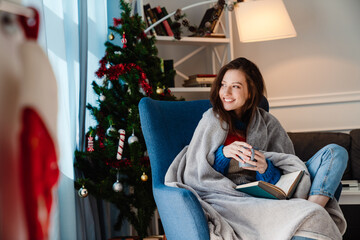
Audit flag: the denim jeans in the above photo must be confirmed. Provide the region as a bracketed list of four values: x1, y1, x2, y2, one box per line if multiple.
[305, 144, 348, 199]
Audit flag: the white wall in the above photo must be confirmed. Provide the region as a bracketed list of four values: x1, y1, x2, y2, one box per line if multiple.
[236, 0, 360, 132]
[151, 0, 360, 132]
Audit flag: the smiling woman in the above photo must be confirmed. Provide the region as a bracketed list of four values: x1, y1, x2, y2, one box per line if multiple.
[219, 69, 249, 115]
[161, 56, 348, 239]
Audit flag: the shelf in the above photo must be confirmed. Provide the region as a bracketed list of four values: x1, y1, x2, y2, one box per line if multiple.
[155, 36, 230, 46]
[169, 87, 211, 93]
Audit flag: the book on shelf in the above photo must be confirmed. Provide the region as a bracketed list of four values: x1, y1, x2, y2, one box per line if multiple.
[183, 74, 216, 87]
[142, 4, 155, 36]
[211, 8, 224, 33]
[143, 4, 156, 36]
[163, 59, 175, 87]
[161, 7, 173, 26]
[151, 7, 168, 36]
[198, 5, 224, 33]
[199, 7, 214, 29]
[204, 33, 226, 38]
[143, 4, 167, 36]
[236, 170, 305, 200]
[154, 6, 174, 37]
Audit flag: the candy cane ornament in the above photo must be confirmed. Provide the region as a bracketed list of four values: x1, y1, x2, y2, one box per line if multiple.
[117, 129, 126, 160]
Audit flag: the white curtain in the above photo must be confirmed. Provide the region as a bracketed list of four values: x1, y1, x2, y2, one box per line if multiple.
[21, 0, 109, 239]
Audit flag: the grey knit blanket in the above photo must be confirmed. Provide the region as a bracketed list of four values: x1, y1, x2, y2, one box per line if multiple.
[165, 108, 346, 240]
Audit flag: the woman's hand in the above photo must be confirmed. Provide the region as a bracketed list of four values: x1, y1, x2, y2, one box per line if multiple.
[242, 150, 267, 174]
[222, 141, 268, 174]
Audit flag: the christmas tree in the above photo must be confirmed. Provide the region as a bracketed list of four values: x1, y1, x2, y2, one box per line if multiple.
[74, 0, 177, 238]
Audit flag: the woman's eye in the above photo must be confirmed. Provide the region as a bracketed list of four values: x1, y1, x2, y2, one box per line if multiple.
[233, 85, 240, 89]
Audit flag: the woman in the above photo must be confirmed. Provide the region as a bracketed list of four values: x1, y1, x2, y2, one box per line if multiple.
[165, 57, 347, 239]
[209, 57, 347, 207]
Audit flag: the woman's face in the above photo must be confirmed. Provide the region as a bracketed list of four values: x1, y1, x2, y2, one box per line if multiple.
[219, 69, 249, 117]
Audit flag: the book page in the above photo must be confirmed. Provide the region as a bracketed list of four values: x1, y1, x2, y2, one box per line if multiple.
[274, 171, 302, 195]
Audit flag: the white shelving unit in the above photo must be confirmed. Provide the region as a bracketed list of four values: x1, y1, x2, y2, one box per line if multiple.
[139, 1, 235, 94]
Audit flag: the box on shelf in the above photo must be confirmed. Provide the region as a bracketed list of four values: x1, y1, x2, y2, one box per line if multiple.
[183, 74, 216, 87]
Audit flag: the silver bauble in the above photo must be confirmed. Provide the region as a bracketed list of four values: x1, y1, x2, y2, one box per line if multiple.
[128, 133, 139, 144]
[112, 181, 123, 192]
[106, 126, 116, 136]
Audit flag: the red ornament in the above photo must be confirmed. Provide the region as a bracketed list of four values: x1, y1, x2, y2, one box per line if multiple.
[113, 18, 123, 27]
[121, 32, 127, 48]
[105, 158, 132, 168]
[96, 125, 105, 149]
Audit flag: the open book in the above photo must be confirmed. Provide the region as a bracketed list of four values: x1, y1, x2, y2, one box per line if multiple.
[235, 170, 305, 200]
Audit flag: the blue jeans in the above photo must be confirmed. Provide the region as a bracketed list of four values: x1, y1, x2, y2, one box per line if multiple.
[305, 144, 348, 199]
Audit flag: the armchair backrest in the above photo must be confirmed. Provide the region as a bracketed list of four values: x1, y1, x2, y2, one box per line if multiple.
[139, 98, 212, 186]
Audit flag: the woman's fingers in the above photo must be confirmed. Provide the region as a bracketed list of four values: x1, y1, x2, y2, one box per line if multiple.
[234, 141, 252, 150]
[223, 142, 264, 168]
[225, 146, 248, 163]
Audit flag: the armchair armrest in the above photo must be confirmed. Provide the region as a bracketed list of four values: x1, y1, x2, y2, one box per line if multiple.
[154, 184, 210, 240]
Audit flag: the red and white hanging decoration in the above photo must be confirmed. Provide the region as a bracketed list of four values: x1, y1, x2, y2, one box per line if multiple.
[121, 32, 127, 48]
[117, 129, 126, 160]
[87, 135, 94, 152]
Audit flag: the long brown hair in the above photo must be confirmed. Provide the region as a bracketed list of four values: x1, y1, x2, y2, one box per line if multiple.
[210, 57, 266, 135]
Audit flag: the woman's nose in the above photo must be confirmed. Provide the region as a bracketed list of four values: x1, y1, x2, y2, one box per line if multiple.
[224, 86, 232, 94]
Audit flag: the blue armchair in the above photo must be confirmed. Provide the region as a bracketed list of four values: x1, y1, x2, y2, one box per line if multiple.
[138, 97, 270, 240]
[138, 97, 343, 240]
[139, 97, 211, 240]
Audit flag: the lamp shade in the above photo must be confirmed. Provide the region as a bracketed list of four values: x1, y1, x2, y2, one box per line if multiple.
[234, 0, 296, 43]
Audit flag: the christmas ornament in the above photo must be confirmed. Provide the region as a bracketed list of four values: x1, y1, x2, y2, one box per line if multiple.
[107, 81, 113, 89]
[182, 18, 190, 27]
[113, 18, 122, 27]
[156, 87, 164, 95]
[188, 26, 197, 33]
[99, 94, 106, 102]
[87, 135, 94, 152]
[121, 32, 127, 48]
[106, 126, 117, 136]
[227, 3, 234, 11]
[78, 186, 89, 198]
[205, 21, 211, 28]
[95, 59, 153, 95]
[128, 129, 139, 145]
[112, 180, 123, 192]
[174, 9, 182, 21]
[109, 32, 115, 40]
[141, 172, 148, 182]
[117, 129, 126, 160]
[96, 125, 105, 149]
